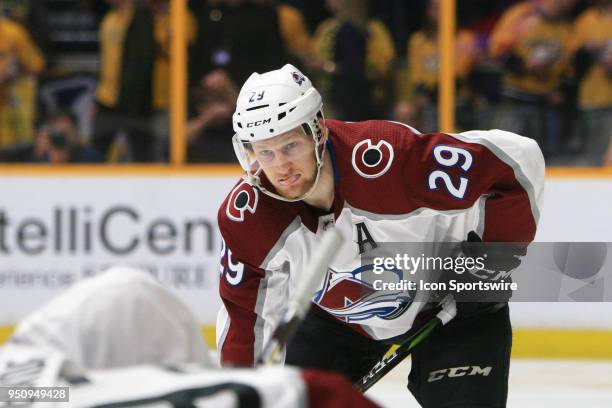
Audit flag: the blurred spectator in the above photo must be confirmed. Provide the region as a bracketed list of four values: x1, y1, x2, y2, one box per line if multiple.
[0, 0, 28, 19]
[370, 0, 426, 57]
[277, 1, 317, 69]
[282, 0, 329, 34]
[312, 0, 395, 120]
[0, 0, 52, 64]
[569, 0, 612, 166]
[7, 1, 108, 147]
[190, 0, 288, 87]
[393, 99, 420, 129]
[186, 69, 237, 163]
[92, 0, 156, 162]
[398, 0, 480, 132]
[0, 15, 45, 148]
[489, 0, 576, 156]
[0, 111, 103, 163]
[150, 0, 198, 161]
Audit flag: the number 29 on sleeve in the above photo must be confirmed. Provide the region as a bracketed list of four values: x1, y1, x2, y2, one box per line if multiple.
[428, 145, 473, 199]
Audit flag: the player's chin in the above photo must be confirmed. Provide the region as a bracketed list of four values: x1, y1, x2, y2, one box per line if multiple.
[278, 187, 305, 199]
[277, 181, 310, 199]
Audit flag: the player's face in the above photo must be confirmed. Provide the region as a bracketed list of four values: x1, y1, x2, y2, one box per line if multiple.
[251, 128, 318, 199]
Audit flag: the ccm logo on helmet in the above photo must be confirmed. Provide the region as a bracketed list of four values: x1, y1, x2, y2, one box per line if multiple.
[226, 181, 259, 222]
[246, 118, 272, 128]
[351, 139, 394, 178]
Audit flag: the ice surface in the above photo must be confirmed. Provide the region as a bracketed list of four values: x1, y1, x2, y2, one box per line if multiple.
[366, 359, 612, 408]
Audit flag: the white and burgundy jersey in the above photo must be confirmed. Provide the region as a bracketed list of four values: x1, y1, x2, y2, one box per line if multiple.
[217, 120, 545, 366]
[0, 343, 378, 408]
[67, 365, 378, 408]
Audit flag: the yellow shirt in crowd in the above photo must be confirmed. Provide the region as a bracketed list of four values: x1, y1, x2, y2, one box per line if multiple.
[314, 19, 395, 78]
[313, 18, 395, 106]
[96, 5, 197, 111]
[152, 11, 197, 110]
[0, 17, 45, 146]
[407, 28, 478, 95]
[278, 4, 313, 59]
[570, 6, 612, 109]
[313, 18, 395, 116]
[489, 1, 572, 95]
[95, 5, 134, 108]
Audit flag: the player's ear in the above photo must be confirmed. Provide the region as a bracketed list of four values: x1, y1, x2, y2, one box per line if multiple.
[317, 119, 328, 143]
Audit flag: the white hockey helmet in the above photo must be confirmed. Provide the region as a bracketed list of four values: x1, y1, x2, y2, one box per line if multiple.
[232, 64, 326, 202]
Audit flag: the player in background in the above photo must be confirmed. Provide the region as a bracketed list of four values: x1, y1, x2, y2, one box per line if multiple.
[0, 267, 378, 408]
[217, 64, 545, 407]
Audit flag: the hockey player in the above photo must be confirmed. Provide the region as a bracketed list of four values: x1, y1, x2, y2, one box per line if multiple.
[0, 266, 377, 408]
[217, 64, 545, 406]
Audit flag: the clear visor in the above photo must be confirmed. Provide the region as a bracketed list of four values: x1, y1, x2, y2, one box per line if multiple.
[233, 128, 316, 175]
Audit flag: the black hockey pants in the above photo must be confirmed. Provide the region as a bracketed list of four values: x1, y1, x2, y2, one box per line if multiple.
[286, 304, 512, 408]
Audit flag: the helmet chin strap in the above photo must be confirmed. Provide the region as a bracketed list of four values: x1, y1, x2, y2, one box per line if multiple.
[244, 139, 327, 203]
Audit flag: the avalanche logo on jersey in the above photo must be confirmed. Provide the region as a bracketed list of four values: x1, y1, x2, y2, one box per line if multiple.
[351, 139, 394, 178]
[312, 264, 414, 324]
[226, 181, 259, 222]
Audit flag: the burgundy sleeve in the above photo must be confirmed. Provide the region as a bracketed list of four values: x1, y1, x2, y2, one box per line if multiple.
[404, 131, 543, 242]
[216, 180, 297, 367]
[218, 254, 266, 367]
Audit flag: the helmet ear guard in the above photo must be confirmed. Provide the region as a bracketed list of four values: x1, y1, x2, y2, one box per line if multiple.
[303, 110, 326, 170]
[301, 110, 325, 143]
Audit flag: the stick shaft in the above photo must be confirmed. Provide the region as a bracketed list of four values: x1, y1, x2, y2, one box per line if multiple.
[356, 297, 457, 392]
[257, 229, 343, 365]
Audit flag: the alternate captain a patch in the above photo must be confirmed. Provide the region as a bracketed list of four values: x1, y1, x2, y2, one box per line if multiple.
[226, 181, 259, 222]
[351, 139, 394, 178]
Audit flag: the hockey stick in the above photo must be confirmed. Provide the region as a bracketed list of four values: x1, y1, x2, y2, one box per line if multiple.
[355, 296, 457, 392]
[257, 228, 344, 365]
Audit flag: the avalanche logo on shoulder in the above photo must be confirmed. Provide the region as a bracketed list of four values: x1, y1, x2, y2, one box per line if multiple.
[351, 139, 394, 178]
[226, 181, 259, 222]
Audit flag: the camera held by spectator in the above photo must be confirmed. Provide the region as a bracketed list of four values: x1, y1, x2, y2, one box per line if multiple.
[35, 112, 103, 164]
[186, 69, 238, 162]
[0, 111, 102, 163]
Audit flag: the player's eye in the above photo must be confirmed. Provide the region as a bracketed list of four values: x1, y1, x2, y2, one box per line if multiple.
[257, 150, 275, 162]
[282, 142, 299, 155]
